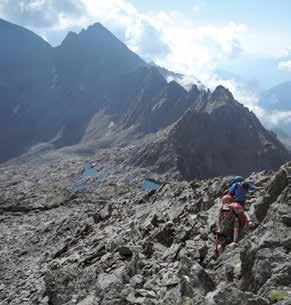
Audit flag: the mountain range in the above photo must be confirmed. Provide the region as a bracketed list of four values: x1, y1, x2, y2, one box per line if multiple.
[260, 81, 291, 134]
[0, 18, 289, 178]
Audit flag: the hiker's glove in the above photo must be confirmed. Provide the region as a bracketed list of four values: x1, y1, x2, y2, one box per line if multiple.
[247, 220, 255, 229]
[229, 242, 238, 249]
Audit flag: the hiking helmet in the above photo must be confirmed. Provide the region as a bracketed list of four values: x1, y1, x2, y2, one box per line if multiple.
[234, 176, 244, 183]
[229, 176, 244, 187]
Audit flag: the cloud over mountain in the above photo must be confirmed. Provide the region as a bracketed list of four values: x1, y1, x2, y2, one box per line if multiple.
[0, 0, 85, 28]
[278, 60, 291, 72]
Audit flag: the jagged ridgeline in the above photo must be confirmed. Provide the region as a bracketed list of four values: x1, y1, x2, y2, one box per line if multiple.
[0, 18, 289, 179]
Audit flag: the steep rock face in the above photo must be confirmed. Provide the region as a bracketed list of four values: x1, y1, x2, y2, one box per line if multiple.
[110, 66, 167, 123]
[173, 86, 289, 179]
[36, 22, 146, 148]
[145, 81, 189, 132]
[123, 80, 194, 133]
[0, 20, 146, 162]
[0, 18, 53, 161]
[53, 22, 145, 115]
[57, 23, 144, 82]
[132, 86, 290, 179]
[78, 66, 168, 149]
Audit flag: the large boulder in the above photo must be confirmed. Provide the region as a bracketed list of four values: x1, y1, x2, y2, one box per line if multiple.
[205, 285, 269, 305]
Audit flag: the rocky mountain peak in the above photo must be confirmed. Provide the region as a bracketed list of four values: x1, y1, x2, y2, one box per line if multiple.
[56, 21, 144, 80]
[61, 22, 118, 47]
[78, 22, 115, 40]
[199, 85, 236, 114]
[141, 65, 166, 85]
[165, 80, 187, 98]
[212, 85, 234, 100]
[59, 22, 133, 60]
[189, 83, 199, 94]
[87, 21, 104, 30]
[61, 31, 79, 46]
[187, 84, 205, 104]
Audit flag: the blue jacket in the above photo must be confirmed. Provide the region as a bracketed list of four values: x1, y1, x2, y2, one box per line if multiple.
[229, 182, 256, 203]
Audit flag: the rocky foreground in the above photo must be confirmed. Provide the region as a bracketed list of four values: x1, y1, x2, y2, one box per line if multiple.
[0, 154, 291, 305]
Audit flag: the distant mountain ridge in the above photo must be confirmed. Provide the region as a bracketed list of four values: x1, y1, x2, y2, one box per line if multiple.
[258, 81, 291, 154]
[0, 18, 289, 178]
[129, 86, 288, 178]
[260, 81, 291, 112]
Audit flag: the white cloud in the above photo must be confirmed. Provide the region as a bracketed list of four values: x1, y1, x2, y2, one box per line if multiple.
[154, 19, 246, 77]
[274, 46, 291, 58]
[192, 5, 200, 14]
[267, 111, 291, 126]
[0, 0, 85, 28]
[278, 60, 291, 72]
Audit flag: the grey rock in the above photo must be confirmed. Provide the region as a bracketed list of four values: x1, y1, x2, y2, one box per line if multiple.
[154, 222, 175, 247]
[282, 214, 291, 227]
[254, 259, 272, 290]
[209, 285, 269, 305]
[255, 168, 288, 222]
[118, 246, 133, 258]
[224, 264, 235, 283]
[136, 289, 157, 298]
[178, 256, 216, 296]
[239, 241, 256, 292]
[126, 292, 145, 304]
[130, 275, 144, 289]
[97, 273, 121, 291]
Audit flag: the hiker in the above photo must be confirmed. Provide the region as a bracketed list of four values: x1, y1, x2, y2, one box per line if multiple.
[222, 176, 245, 196]
[228, 181, 256, 228]
[216, 195, 247, 256]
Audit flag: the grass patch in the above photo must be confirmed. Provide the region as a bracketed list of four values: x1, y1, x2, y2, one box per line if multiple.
[271, 290, 288, 303]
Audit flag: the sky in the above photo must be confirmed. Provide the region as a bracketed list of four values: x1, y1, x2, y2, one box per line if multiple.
[0, 0, 291, 128]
